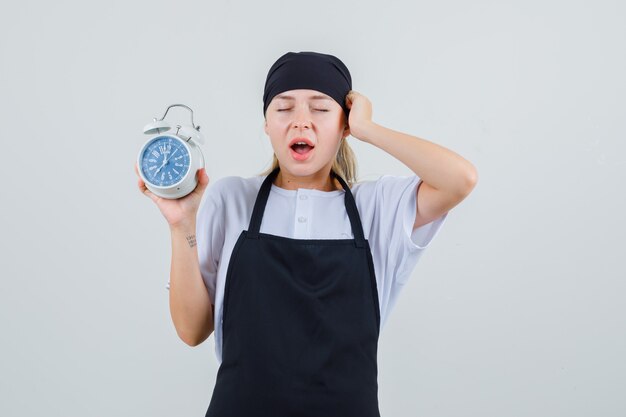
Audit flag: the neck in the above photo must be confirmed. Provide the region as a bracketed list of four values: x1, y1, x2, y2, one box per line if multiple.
[273, 168, 341, 192]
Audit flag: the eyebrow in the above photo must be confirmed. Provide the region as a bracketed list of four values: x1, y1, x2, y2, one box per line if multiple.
[274, 94, 332, 101]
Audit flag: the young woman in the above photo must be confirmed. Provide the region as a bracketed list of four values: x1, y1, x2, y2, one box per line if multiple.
[136, 51, 477, 416]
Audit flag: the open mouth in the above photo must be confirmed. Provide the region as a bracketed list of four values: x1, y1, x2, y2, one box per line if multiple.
[291, 142, 314, 154]
[289, 140, 315, 161]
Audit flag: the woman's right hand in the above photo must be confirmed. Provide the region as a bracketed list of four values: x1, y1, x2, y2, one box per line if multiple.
[134, 163, 210, 229]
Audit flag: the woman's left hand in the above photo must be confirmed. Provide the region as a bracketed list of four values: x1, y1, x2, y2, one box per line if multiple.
[345, 90, 374, 141]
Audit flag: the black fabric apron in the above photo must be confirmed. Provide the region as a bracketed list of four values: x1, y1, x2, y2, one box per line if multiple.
[205, 167, 381, 417]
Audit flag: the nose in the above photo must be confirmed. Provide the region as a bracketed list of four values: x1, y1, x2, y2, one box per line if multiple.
[291, 106, 312, 129]
[292, 119, 311, 129]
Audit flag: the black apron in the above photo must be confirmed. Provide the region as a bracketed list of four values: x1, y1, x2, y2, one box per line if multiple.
[205, 167, 381, 417]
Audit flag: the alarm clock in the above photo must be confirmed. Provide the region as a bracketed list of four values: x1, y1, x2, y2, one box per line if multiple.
[137, 104, 205, 199]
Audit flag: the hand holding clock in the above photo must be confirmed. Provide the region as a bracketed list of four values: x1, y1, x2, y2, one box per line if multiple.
[135, 163, 209, 229]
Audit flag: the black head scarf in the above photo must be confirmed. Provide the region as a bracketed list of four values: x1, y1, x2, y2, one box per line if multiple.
[262, 51, 352, 118]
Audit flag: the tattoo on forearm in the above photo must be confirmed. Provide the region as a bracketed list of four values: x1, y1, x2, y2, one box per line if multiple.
[186, 234, 197, 248]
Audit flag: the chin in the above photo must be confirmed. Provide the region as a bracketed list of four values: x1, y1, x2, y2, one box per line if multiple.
[280, 165, 312, 176]
[276, 161, 318, 177]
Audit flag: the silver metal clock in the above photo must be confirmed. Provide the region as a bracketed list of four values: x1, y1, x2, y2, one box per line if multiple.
[137, 104, 205, 199]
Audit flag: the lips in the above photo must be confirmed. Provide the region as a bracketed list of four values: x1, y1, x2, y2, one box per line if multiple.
[289, 137, 315, 148]
[288, 137, 315, 161]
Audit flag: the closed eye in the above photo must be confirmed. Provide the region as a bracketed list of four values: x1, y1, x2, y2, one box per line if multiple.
[276, 109, 329, 112]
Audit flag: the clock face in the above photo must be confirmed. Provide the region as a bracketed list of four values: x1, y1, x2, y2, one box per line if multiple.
[140, 136, 191, 187]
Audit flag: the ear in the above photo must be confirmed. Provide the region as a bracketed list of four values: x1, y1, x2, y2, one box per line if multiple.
[264, 119, 268, 136]
[342, 122, 351, 139]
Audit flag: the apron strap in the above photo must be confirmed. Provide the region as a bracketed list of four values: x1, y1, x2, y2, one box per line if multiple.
[248, 167, 279, 239]
[248, 167, 367, 248]
[331, 171, 366, 248]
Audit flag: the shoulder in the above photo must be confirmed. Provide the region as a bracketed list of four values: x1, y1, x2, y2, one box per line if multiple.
[209, 174, 264, 194]
[352, 173, 420, 200]
[203, 175, 264, 206]
[350, 174, 423, 234]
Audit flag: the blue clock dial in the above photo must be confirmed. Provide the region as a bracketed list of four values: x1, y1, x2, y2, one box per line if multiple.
[141, 136, 191, 187]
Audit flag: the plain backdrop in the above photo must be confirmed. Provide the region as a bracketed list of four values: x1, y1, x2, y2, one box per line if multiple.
[1, 0, 624, 416]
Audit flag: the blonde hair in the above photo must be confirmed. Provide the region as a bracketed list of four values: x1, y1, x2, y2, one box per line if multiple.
[259, 115, 358, 187]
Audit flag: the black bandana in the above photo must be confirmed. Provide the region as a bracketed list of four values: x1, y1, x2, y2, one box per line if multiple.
[263, 51, 352, 118]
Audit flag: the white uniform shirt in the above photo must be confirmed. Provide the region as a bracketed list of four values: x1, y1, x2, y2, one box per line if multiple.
[189, 173, 449, 364]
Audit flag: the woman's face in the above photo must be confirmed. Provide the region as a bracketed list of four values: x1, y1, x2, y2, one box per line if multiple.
[264, 89, 349, 178]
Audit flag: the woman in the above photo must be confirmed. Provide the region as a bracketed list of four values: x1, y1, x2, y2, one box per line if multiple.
[136, 51, 477, 416]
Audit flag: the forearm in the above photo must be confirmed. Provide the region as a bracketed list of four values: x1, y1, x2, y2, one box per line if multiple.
[168, 222, 214, 346]
[356, 121, 477, 194]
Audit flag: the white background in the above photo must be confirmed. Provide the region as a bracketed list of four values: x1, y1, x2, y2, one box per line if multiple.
[1, 0, 624, 416]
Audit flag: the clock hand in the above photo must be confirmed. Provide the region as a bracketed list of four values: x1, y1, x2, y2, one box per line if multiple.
[153, 147, 178, 177]
[154, 158, 167, 176]
[163, 148, 179, 165]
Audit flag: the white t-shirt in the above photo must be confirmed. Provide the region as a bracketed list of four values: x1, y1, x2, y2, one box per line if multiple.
[188, 173, 449, 364]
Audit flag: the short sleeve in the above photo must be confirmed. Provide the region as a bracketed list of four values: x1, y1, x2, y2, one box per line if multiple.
[405, 178, 450, 251]
[369, 175, 449, 287]
[194, 191, 225, 304]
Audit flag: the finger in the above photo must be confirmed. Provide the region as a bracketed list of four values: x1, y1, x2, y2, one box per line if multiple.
[197, 168, 210, 189]
[137, 177, 150, 195]
[139, 183, 160, 204]
[191, 168, 210, 196]
[202, 168, 209, 184]
[145, 189, 161, 204]
[134, 162, 154, 198]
